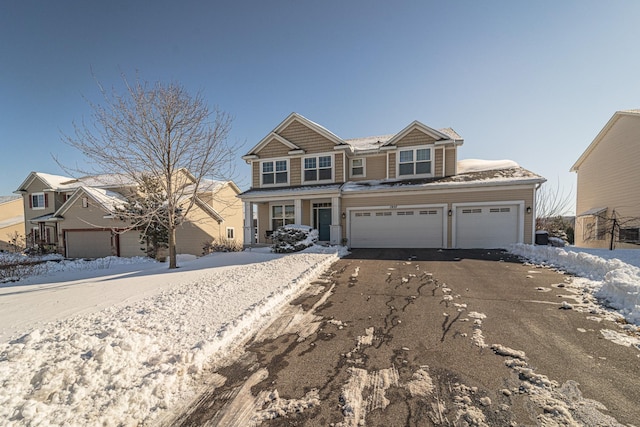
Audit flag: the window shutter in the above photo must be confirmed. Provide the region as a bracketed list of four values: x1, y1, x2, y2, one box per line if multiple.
[29, 195, 32, 208]
[44, 193, 49, 208]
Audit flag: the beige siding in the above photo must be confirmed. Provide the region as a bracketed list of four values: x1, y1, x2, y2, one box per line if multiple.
[279, 120, 336, 154]
[357, 155, 386, 181]
[302, 200, 311, 226]
[394, 129, 437, 148]
[445, 148, 457, 176]
[0, 198, 25, 251]
[210, 184, 244, 246]
[434, 149, 443, 177]
[256, 138, 290, 158]
[290, 158, 301, 186]
[342, 186, 536, 245]
[388, 152, 396, 179]
[257, 203, 270, 243]
[575, 115, 640, 247]
[175, 203, 222, 256]
[335, 153, 344, 182]
[252, 162, 260, 188]
[119, 231, 145, 257]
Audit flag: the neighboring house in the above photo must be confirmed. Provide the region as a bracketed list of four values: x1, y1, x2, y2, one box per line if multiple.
[571, 109, 640, 248]
[239, 113, 545, 249]
[14, 170, 243, 258]
[0, 195, 25, 252]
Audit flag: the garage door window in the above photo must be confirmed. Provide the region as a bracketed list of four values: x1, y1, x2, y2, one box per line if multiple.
[398, 147, 432, 177]
[272, 204, 295, 229]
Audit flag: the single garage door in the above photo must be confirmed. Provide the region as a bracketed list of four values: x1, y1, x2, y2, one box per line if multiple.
[455, 205, 519, 249]
[350, 208, 444, 248]
[65, 230, 113, 258]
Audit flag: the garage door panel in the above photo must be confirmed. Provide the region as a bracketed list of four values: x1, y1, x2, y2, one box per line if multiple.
[66, 230, 113, 258]
[350, 208, 443, 248]
[455, 205, 519, 249]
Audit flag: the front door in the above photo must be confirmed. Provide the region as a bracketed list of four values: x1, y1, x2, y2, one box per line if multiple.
[317, 208, 332, 241]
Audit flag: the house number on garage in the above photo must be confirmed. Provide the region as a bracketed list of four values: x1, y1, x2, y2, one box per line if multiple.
[390, 205, 397, 209]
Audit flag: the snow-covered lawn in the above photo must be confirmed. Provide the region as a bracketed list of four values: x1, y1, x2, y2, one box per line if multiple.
[1, 244, 639, 426]
[0, 246, 346, 426]
[509, 244, 640, 325]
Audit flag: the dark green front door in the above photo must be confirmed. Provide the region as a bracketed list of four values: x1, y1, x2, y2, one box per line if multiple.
[318, 209, 331, 241]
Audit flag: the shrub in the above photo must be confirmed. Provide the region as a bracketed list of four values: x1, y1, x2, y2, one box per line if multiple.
[271, 225, 318, 253]
[203, 238, 243, 254]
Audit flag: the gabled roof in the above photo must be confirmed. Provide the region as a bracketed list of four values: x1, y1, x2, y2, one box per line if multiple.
[56, 186, 127, 217]
[382, 121, 463, 148]
[243, 112, 345, 158]
[14, 172, 74, 193]
[571, 110, 640, 172]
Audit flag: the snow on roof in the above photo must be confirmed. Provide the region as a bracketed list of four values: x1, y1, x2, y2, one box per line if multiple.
[341, 166, 544, 193]
[77, 174, 136, 188]
[457, 159, 519, 174]
[438, 127, 463, 140]
[35, 172, 75, 189]
[0, 195, 21, 205]
[344, 134, 395, 151]
[239, 183, 343, 198]
[81, 186, 127, 212]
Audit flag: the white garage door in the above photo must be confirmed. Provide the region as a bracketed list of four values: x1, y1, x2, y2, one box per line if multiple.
[66, 230, 112, 258]
[455, 205, 519, 249]
[350, 208, 444, 248]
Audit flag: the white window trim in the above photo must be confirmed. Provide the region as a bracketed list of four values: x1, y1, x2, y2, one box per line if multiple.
[302, 153, 335, 184]
[350, 158, 366, 178]
[226, 227, 235, 240]
[260, 158, 290, 187]
[269, 202, 295, 231]
[396, 145, 434, 178]
[31, 192, 45, 210]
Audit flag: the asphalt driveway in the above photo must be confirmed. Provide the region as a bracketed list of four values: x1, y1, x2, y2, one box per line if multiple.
[170, 249, 639, 426]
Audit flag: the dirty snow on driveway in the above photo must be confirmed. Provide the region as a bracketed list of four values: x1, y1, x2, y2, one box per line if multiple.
[0, 246, 345, 426]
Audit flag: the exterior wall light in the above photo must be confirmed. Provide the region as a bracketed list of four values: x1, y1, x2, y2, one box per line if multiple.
[342, 212, 346, 219]
[526, 206, 532, 214]
[448, 209, 452, 216]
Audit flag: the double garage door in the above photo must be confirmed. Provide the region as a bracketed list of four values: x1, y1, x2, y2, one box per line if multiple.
[349, 204, 520, 249]
[350, 208, 445, 248]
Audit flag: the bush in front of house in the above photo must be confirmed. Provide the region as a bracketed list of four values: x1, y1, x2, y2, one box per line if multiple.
[271, 225, 319, 253]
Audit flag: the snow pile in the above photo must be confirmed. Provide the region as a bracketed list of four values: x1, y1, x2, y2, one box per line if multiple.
[0, 246, 346, 426]
[510, 244, 640, 324]
[457, 159, 519, 174]
[271, 225, 319, 253]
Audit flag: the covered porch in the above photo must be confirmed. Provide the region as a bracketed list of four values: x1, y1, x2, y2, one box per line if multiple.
[238, 186, 343, 247]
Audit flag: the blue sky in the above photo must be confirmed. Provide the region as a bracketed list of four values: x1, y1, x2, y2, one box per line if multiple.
[2, 1, 640, 214]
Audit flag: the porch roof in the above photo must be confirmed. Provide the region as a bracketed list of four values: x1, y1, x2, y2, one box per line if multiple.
[238, 183, 343, 200]
[28, 213, 60, 223]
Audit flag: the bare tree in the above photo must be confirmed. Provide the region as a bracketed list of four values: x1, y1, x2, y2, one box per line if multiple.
[60, 74, 235, 268]
[582, 209, 640, 250]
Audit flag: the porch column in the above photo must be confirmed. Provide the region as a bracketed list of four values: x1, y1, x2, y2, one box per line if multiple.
[242, 201, 254, 245]
[330, 196, 342, 245]
[294, 199, 302, 224]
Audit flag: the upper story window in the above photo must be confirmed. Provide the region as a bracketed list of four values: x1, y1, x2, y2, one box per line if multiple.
[261, 159, 289, 186]
[398, 147, 432, 177]
[30, 192, 47, 210]
[304, 155, 332, 182]
[351, 158, 365, 177]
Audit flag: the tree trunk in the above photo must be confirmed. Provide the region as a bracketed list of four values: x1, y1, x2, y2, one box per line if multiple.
[168, 226, 177, 269]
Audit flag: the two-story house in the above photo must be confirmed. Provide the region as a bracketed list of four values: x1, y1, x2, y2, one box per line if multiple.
[14, 170, 243, 258]
[0, 195, 25, 251]
[239, 113, 545, 249]
[571, 109, 640, 248]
